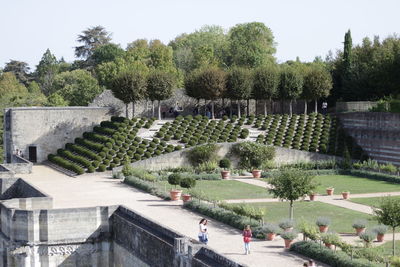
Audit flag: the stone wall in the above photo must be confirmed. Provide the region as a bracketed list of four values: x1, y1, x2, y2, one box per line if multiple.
[337, 112, 400, 166]
[113, 142, 339, 173]
[336, 101, 377, 113]
[3, 107, 116, 163]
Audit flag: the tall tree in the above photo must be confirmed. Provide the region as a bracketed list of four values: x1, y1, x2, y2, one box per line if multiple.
[110, 70, 147, 117]
[269, 169, 317, 220]
[35, 49, 59, 95]
[278, 65, 303, 116]
[149, 40, 175, 71]
[226, 67, 253, 118]
[51, 70, 102, 106]
[228, 22, 276, 67]
[4, 60, 30, 85]
[196, 67, 227, 119]
[302, 65, 333, 113]
[253, 65, 280, 115]
[184, 69, 203, 113]
[147, 70, 176, 119]
[90, 43, 125, 66]
[75, 26, 112, 59]
[341, 30, 353, 100]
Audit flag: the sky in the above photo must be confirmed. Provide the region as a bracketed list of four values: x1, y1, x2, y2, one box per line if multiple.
[1, 0, 399, 70]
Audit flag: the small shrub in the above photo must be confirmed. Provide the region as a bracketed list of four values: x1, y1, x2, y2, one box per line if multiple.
[187, 144, 220, 167]
[316, 217, 331, 227]
[281, 231, 298, 240]
[168, 173, 182, 189]
[219, 158, 231, 169]
[180, 178, 196, 189]
[97, 164, 107, 172]
[262, 223, 280, 234]
[279, 219, 295, 230]
[231, 142, 275, 170]
[352, 219, 367, 229]
[372, 224, 388, 235]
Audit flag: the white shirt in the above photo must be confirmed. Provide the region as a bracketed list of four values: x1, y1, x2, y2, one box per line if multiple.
[199, 224, 207, 236]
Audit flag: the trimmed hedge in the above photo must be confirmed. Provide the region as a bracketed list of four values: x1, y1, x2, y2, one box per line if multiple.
[290, 241, 375, 267]
[124, 176, 170, 200]
[349, 169, 400, 184]
[66, 144, 102, 161]
[48, 154, 84, 175]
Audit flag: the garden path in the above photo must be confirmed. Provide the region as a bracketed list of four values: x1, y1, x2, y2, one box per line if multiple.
[19, 165, 327, 267]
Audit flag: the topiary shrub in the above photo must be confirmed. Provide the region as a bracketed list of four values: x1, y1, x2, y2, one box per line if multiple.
[180, 177, 196, 189]
[97, 164, 107, 172]
[168, 173, 182, 189]
[187, 144, 220, 167]
[219, 158, 231, 169]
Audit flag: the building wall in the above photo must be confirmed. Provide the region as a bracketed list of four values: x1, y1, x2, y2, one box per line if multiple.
[337, 112, 400, 166]
[3, 107, 116, 163]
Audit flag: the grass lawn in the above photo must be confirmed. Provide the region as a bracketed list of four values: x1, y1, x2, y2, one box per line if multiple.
[313, 175, 400, 195]
[350, 196, 400, 207]
[376, 240, 400, 257]
[158, 180, 272, 200]
[232, 201, 377, 233]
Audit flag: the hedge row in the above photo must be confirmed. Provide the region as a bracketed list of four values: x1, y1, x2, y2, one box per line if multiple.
[290, 241, 375, 267]
[124, 176, 170, 200]
[48, 154, 85, 175]
[65, 143, 102, 162]
[349, 169, 400, 184]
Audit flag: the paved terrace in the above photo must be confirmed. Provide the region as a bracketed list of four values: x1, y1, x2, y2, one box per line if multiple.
[19, 165, 325, 267]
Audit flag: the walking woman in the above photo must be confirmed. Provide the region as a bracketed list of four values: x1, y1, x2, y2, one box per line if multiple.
[198, 218, 208, 245]
[242, 225, 252, 254]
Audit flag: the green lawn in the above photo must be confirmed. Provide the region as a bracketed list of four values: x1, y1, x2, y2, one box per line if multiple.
[350, 196, 400, 207]
[233, 201, 377, 233]
[313, 175, 400, 195]
[376, 240, 400, 257]
[158, 180, 272, 200]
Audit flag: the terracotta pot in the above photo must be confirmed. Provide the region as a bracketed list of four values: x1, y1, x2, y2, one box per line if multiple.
[181, 194, 192, 202]
[342, 192, 350, 199]
[284, 239, 294, 249]
[252, 170, 261, 178]
[169, 190, 182, 201]
[355, 227, 366, 235]
[319, 225, 329, 233]
[324, 243, 333, 249]
[309, 193, 316, 201]
[221, 170, 230, 179]
[326, 188, 334, 196]
[377, 233, 385, 242]
[266, 233, 276, 241]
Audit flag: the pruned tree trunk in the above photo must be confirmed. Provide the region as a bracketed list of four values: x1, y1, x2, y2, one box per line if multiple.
[289, 100, 293, 117]
[204, 99, 207, 116]
[304, 100, 307, 114]
[237, 100, 241, 118]
[222, 98, 225, 116]
[393, 227, 396, 256]
[158, 100, 161, 120]
[289, 200, 294, 220]
[264, 100, 267, 116]
[315, 99, 318, 113]
[125, 103, 129, 118]
[255, 99, 258, 115]
[230, 100, 233, 118]
[247, 99, 250, 116]
[151, 100, 155, 118]
[132, 102, 135, 118]
[211, 100, 215, 119]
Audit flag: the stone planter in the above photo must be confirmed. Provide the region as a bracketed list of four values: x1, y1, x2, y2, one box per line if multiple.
[377, 233, 385, 242]
[355, 227, 366, 235]
[319, 225, 329, 233]
[181, 194, 192, 202]
[326, 188, 334, 196]
[342, 192, 350, 199]
[284, 239, 294, 249]
[266, 233, 276, 241]
[309, 193, 316, 201]
[221, 170, 230, 179]
[170, 190, 182, 201]
[252, 170, 261, 178]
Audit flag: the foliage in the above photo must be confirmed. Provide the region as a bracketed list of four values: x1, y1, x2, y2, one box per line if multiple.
[231, 142, 275, 169]
[187, 144, 219, 167]
[226, 66, 253, 100]
[168, 173, 182, 188]
[147, 69, 176, 101]
[90, 43, 125, 66]
[124, 175, 170, 200]
[316, 217, 331, 227]
[372, 224, 388, 235]
[321, 232, 340, 245]
[359, 231, 376, 246]
[261, 223, 280, 234]
[110, 69, 147, 105]
[302, 64, 332, 101]
[352, 219, 368, 229]
[297, 221, 320, 241]
[278, 65, 304, 101]
[3, 60, 30, 85]
[75, 25, 112, 59]
[195, 161, 218, 173]
[48, 154, 84, 175]
[253, 64, 279, 114]
[279, 218, 295, 230]
[280, 231, 298, 240]
[219, 158, 231, 169]
[180, 177, 196, 189]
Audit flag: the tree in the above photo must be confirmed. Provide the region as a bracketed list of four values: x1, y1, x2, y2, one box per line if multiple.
[184, 69, 203, 113]
[228, 22, 276, 67]
[196, 67, 226, 119]
[90, 43, 125, 66]
[148, 40, 175, 71]
[0, 72, 28, 96]
[35, 49, 60, 95]
[226, 67, 253, 118]
[278, 65, 303, 116]
[303, 65, 332, 113]
[75, 26, 112, 59]
[46, 92, 68, 106]
[4, 60, 30, 85]
[341, 30, 353, 100]
[51, 70, 102, 106]
[110, 70, 147, 117]
[269, 169, 317, 219]
[147, 70, 176, 119]
[253, 65, 280, 115]
[373, 197, 400, 256]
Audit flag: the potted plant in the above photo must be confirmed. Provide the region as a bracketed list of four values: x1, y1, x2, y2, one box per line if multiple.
[352, 219, 367, 235]
[372, 224, 388, 242]
[309, 192, 317, 201]
[326, 187, 334, 196]
[359, 231, 376, 248]
[219, 158, 231, 179]
[342, 191, 350, 200]
[180, 177, 196, 203]
[251, 156, 263, 178]
[279, 219, 295, 232]
[316, 217, 331, 233]
[168, 173, 182, 201]
[321, 232, 340, 249]
[281, 231, 298, 249]
[262, 223, 280, 241]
